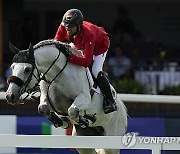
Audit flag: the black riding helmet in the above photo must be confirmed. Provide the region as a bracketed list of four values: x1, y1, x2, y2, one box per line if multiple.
[62, 9, 83, 28]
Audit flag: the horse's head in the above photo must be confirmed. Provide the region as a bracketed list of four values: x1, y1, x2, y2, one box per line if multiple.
[5, 43, 37, 105]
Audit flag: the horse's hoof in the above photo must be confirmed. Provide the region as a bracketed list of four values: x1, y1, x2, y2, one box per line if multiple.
[68, 107, 80, 120]
[38, 104, 50, 116]
[84, 114, 97, 124]
[61, 117, 71, 129]
[78, 116, 89, 128]
[49, 112, 63, 128]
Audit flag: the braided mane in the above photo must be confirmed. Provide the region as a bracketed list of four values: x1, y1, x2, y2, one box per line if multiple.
[34, 39, 65, 50]
[33, 39, 70, 57]
[12, 39, 69, 65]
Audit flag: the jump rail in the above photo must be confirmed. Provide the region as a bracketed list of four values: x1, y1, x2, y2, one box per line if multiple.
[118, 93, 180, 104]
[1, 92, 180, 153]
[1, 92, 180, 104]
[0, 135, 179, 154]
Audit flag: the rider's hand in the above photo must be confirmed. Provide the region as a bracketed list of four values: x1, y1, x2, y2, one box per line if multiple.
[68, 43, 83, 57]
[69, 48, 83, 57]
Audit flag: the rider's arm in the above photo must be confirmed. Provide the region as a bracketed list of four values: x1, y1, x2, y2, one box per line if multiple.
[69, 37, 95, 68]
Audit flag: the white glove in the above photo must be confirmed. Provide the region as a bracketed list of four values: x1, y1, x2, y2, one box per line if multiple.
[69, 48, 83, 57]
[69, 43, 75, 48]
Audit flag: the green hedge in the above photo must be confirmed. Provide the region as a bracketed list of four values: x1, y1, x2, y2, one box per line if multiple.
[114, 78, 145, 94]
[159, 85, 180, 95]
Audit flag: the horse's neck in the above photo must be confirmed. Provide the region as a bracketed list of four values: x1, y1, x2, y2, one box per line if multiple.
[34, 46, 90, 95]
[34, 46, 67, 78]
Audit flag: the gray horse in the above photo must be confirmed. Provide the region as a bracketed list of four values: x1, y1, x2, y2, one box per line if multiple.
[6, 40, 127, 154]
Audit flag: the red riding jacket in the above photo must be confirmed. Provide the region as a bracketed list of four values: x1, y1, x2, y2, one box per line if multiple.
[54, 21, 110, 68]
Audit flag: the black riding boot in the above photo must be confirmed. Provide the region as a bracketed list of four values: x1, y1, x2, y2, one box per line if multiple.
[97, 71, 117, 114]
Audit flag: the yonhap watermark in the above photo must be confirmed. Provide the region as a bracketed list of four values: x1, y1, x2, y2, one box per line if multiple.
[122, 132, 137, 148]
[139, 136, 180, 144]
[122, 132, 180, 148]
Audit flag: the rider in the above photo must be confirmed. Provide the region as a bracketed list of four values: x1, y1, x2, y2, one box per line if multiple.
[54, 8, 117, 114]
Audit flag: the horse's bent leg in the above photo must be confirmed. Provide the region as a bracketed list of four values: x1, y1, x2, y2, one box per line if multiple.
[67, 106, 87, 127]
[68, 93, 96, 127]
[38, 80, 71, 128]
[48, 112, 71, 128]
[38, 80, 50, 116]
[68, 93, 91, 114]
[38, 103, 71, 128]
[38, 104, 50, 116]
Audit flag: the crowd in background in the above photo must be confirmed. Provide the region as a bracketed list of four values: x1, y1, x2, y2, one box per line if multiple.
[105, 6, 176, 88]
[0, 6, 178, 93]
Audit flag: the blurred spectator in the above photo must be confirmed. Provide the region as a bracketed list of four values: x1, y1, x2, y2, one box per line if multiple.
[149, 44, 169, 70]
[112, 6, 142, 44]
[130, 47, 148, 71]
[108, 45, 132, 80]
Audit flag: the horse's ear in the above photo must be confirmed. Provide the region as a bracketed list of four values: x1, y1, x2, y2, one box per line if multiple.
[9, 42, 20, 55]
[28, 43, 34, 58]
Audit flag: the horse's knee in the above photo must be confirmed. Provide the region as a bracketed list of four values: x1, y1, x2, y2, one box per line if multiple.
[38, 104, 50, 117]
[68, 106, 79, 120]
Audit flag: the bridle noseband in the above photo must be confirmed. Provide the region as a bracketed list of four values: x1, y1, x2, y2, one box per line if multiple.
[7, 64, 36, 102]
[7, 75, 24, 87]
[7, 40, 71, 107]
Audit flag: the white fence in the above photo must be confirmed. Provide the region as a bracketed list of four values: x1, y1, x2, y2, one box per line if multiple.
[0, 135, 180, 154]
[118, 93, 180, 104]
[2, 92, 180, 104]
[0, 92, 180, 153]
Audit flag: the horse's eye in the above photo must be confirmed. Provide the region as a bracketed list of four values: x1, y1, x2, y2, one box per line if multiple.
[24, 67, 31, 73]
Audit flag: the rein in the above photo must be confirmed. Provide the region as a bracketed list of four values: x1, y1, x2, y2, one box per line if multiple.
[42, 48, 70, 116]
[46, 58, 69, 116]
[8, 41, 71, 108]
[38, 47, 61, 83]
[33, 46, 70, 114]
[7, 65, 36, 103]
[33, 41, 71, 115]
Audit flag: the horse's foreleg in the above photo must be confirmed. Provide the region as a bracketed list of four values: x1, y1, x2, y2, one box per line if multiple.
[38, 80, 50, 116]
[38, 80, 71, 129]
[48, 112, 71, 129]
[68, 93, 89, 123]
[38, 103, 71, 128]
[68, 94, 96, 127]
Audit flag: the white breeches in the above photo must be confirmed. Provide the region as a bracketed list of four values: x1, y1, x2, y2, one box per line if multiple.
[92, 51, 107, 78]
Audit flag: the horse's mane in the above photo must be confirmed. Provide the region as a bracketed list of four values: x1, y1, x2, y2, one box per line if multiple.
[12, 40, 69, 65]
[34, 39, 64, 50]
[33, 39, 70, 58]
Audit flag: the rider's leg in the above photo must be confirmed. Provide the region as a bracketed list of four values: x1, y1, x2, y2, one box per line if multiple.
[92, 52, 117, 114]
[97, 71, 117, 114]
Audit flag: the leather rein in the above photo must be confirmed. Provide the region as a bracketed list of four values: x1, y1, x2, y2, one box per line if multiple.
[7, 42, 71, 115]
